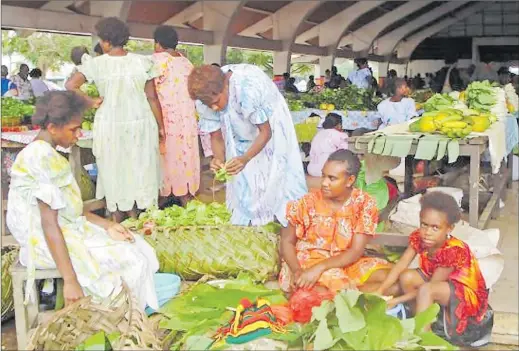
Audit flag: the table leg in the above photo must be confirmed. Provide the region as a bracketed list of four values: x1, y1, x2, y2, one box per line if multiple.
[468, 147, 481, 228]
[404, 155, 414, 198]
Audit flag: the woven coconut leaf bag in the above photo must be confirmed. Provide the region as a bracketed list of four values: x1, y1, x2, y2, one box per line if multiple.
[1, 246, 19, 322]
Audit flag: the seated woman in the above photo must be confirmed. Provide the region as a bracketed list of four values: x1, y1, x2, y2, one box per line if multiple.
[6, 91, 159, 310]
[376, 192, 492, 347]
[307, 113, 349, 178]
[279, 149, 391, 294]
[377, 78, 417, 129]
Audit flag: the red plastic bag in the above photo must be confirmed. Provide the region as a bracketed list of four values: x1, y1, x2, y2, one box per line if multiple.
[289, 288, 334, 323]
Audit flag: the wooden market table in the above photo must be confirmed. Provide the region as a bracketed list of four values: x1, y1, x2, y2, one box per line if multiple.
[347, 135, 513, 230]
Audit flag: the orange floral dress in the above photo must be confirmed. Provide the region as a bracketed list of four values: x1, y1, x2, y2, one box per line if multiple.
[279, 189, 390, 293]
[409, 231, 490, 337]
[153, 52, 200, 197]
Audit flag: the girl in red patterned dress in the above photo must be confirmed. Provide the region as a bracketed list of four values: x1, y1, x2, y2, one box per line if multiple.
[376, 191, 493, 347]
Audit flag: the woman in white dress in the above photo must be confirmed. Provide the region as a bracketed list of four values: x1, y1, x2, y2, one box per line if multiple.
[66, 17, 164, 222]
[7, 91, 158, 309]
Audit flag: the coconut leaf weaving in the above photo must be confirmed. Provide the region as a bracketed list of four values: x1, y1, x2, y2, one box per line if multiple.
[146, 225, 280, 282]
[1, 246, 19, 321]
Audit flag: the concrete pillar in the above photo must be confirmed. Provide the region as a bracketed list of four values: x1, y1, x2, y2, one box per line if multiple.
[204, 45, 224, 65]
[319, 56, 334, 79]
[273, 51, 291, 76]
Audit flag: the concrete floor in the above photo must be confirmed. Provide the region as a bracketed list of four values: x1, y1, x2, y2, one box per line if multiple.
[1, 175, 517, 350]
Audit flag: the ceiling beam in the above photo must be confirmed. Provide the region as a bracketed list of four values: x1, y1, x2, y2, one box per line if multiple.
[1, 5, 213, 44]
[396, 2, 494, 59]
[338, 1, 434, 53]
[239, 1, 321, 38]
[373, 1, 468, 56]
[162, 2, 203, 27]
[40, 1, 76, 14]
[90, 1, 132, 20]
[295, 1, 383, 46]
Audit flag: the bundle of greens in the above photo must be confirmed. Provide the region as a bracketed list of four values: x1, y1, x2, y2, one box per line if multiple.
[159, 273, 287, 351]
[409, 89, 434, 103]
[273, 290, 456, 351]
[1, 97, 35, 121]
[122, 200, 231, 229]
[314, 87, 379, 111]
[423, 94, 455, 112]
[80, 83, 100, 129]
[144, 225, 280, 281]
[466, 81, 497, 113]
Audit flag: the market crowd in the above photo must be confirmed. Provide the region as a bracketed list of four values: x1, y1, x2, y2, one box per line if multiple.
[6, 15, 514, 348]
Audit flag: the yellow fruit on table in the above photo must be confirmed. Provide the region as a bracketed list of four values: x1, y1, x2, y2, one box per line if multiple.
[320, 103, 328, 110]
[441, 121, 468, 129]
[459, 91, 466, 102]
[507, 100, 516, 113]
[418, 116, 437, 132]
[471, 116, 491, 132]
[327, 104, 335, 111]
[415, 103, 422, 110]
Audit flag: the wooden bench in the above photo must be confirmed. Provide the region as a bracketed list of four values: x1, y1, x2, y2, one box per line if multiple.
[10, 259, 61, 350]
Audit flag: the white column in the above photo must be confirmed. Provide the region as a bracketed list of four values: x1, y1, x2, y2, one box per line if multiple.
[273, 50, 291, 76]
[319, 55, 334, 80]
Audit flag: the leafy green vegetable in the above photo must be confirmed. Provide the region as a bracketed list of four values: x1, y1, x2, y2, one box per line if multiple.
[466, 80, 497, 113]
[214, 168, 232, 182]
[286, 86, 381, 111]
[1, 97, 35, 119]
[274, 291, 458, 351]
[80, 83, 100, 122]
[423, 94, 454, 112]
[122, 200, 231, 229]
[159, 273, 287, 350]
[75, 331, 120, 351]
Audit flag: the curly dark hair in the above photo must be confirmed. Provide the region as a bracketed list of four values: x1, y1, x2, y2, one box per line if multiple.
[154, 25, 178, 50]
[322, 113, 342, 129]
[29, 68, 43, 78]
[32, 91, 88, 128]
[94, 43, 103, 55]
[420, 191, 461, 225]
[95, 17, 130, 47]
[188, 65, 225, 105]
[327, 149, 361, 177]
[70, 46, 89, 66]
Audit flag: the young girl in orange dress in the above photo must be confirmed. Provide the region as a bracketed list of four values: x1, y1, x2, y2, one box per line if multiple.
[376, 192, 493, 347]
[279, 149, 391, 294]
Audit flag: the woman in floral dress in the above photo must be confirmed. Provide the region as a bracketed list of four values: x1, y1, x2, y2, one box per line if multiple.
[7, 91, 158, 309]
[66, 17, 164, 222]
[188, 64, 307, 226]
[279, 150, 391, 294]
[152, 25, 199, 204]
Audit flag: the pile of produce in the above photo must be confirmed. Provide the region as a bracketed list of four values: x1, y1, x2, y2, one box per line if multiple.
[80, 83, 99, 130]
[410, 89, 434, 103]
[159, 273, 287, 350]
[1, 97, 36, 131]
[466, 80, 507, 119]
[123, 201, 280, 281]
[123, 200, 231, 230]
[279, 290, 456, 350]
[504, 83, 519, 113]
[285, 86, 381, 112]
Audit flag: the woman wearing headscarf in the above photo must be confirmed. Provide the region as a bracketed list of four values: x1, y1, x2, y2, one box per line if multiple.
[188, 64, 307, 226]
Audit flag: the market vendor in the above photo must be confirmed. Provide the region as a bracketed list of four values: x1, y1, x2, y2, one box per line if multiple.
[377, 78, 417, 129]
[347, 58, 373, 90]
[307, 113, 349, 177]
[188, 64, 307, 226]
[279, 149, 391, 294]
[6, 91, 159, 310]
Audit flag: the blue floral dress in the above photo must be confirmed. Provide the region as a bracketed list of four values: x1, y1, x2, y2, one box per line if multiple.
[199, 64, 307, 226]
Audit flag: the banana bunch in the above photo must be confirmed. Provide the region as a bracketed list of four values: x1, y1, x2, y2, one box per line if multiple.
[434, 111, 473, 138]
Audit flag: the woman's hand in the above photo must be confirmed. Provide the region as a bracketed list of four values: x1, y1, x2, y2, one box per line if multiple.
[210, 157, 225, 173]
[107, 223, 135, 243]
[386, 298, 398, 310]
[91, 97, 103, 109]
[63, 278, 84, 306]
[296, 263, 326, 289]
[226, 156, 249, 175]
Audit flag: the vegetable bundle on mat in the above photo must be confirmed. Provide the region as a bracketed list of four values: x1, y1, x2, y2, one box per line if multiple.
[146, 225, 280, 282]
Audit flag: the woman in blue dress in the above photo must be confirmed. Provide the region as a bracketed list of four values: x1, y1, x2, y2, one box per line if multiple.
[188, 64, 307, 226]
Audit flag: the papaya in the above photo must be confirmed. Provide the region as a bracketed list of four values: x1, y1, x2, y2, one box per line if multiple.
[442, 121, 468, 129]
[409, 116, 436, 133]
[409, 120, 421, 133]
[471, 116, 491, 132]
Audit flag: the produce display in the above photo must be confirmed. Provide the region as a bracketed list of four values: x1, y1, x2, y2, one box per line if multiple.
[122, 200, 231, 229]
[80, 83, 100, 130]
[286, 86, 382, 112]
[280, 291, 456, 350]
[1, 97, 36, 132]
[466, 80, 507, 119]
[410, 89, 434, 104]
[159, 273, 287, 350]
[504, 83, 519, 113]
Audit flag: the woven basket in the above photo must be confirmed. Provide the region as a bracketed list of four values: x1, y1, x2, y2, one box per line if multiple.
[1, 246, 19, 322]
[27, 282, 161, 351]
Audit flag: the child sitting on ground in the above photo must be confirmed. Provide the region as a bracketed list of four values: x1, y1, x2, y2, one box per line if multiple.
[376, 191, 493, 347]
[377, 78, 417, 129]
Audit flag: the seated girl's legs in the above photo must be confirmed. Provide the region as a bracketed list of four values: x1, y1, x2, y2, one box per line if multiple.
[395, 269, 427, 312]
[415, 281, 451, 330]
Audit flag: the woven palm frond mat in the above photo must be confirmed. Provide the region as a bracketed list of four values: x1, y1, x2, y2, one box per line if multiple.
[354, 133, 462, 163]
[26, 282, 161, 351]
